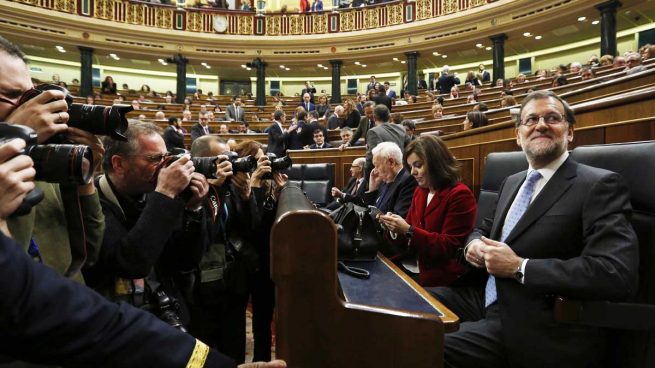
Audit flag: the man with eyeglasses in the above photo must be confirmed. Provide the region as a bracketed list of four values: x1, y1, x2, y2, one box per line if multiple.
[192, 112, 214, 142]
[84, 121, 215, 331]
[429, 91, 638, 368]
[325, 157, 367, 210]
[0, 36, 105, 288]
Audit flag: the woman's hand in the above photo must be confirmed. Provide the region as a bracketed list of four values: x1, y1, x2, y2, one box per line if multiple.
[378, 213, 411, 234]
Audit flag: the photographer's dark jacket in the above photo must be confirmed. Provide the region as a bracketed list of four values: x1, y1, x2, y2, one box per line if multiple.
[85, 175, 206, 321]
[191, 183, 259, 303]
[0, 230, 235, 368]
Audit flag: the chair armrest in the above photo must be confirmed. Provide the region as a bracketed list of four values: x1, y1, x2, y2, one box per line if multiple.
[554, 297, 655, 331]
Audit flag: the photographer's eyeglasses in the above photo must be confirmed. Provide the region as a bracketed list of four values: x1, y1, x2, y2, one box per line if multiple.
[128, 153, 169, 164]
[520, 112, 566, 127]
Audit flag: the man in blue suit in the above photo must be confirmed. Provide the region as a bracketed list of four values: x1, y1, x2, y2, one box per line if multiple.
[299, 93, 315, 112]
[384, 81, 396, 99]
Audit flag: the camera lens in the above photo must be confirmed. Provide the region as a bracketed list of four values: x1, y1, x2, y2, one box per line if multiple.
[68, 103, 132, 141]
[231, 155, 257, 173]
[28, 144, 93, 185]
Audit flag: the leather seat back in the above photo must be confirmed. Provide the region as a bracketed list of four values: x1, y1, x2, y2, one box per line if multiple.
[286, 163, 335, 207]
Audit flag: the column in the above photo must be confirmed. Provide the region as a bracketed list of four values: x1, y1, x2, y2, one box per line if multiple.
[78, 46, 94, 98]
[596, 0, 622, 56]
[329, 60, 342, 104]
[170, 54, 188, 104]
[405, 52, 418, 96]
[490, 33, 508, 84]
[251, 58, 267, 107]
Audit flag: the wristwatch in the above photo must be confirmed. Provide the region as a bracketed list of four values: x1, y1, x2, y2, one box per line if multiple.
[405, 225, 415, 239]
[513, 263, 524, 283]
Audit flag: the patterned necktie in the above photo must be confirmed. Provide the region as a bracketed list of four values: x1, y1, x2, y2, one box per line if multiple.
[485, 170, 542, 307]
[351, 179, 359, 195]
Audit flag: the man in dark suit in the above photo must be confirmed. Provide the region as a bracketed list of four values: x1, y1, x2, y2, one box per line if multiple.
[436, 66, 460, 94]
[478, 63, 490, 82]
[339, 101, 375, 150]
[267, 110, 297, 157]
[300, 81, 316, 103]
[383, 81, 397, 99]
[325, 157, 368, 210]
[307, 128, 333, 149]
[364, 104, 409, 177]
[365, 75, 377, 93]
[225, 95, 246, 123]
[191, 113, 213, 142]
[431, 91, 639, 368]
[361, 141, 416, 219]
[299, 93, 316, 112]
[373, 86, 392, 111]
[163, 116, 185, 151]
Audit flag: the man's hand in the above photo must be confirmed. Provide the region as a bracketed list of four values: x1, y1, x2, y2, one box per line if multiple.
[273, 172, 288, 188]
[338, 143, 349, 151]
[480, 236, 523, 278]
[212, 155, 233, 187]
[464, 239, 486, 269]
[238, 360, 286, 368]
[184, 173, 209, 210]
[6, 89, 69, 143]
[0, 139, 36, 229]
[251, 155, 271, 188]
[232, 172, 252, 200]
[378, 213, 410, 234]
[155, 155, 194, 199]
[331, 187, 343, 199]
[287, 123, 298, 133]
[368, 168, 382, 192]
[67, 127, 105, 195]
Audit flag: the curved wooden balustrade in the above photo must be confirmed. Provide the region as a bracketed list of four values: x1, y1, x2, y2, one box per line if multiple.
[8, 0, 491, 35]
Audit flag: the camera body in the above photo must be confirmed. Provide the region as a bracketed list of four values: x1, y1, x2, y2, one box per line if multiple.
[224, 151, 257, 173]
[167, 148, 218, 179]
[151, 289, 187, 333]
[18, 84, 132, 141]
[0, 123, 94, 215]
[263, 153, 292, 179]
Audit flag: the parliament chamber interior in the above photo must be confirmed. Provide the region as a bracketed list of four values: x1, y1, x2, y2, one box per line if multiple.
[0, 0, 654, 367]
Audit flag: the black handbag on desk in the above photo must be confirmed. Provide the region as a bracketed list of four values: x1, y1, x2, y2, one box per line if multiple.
[329, 202, 382, 261]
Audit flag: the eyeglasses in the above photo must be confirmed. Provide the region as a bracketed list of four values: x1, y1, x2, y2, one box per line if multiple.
[0, 87, 39, 107]
[520, 112, 566, 127]
[128, 153, 169, 164]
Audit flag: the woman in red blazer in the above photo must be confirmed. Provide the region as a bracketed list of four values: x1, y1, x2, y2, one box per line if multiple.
[379, 135, 477, 287]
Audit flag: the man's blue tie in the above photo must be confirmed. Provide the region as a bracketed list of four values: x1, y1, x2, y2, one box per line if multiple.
[485, 170, 542, 307]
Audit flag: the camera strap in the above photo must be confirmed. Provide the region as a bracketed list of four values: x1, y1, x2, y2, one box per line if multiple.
[60, 183, 87, 278]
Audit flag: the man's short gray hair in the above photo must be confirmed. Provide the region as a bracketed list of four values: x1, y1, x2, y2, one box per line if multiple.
[102, 120, 163, 172]
[372, 141, 402, 164]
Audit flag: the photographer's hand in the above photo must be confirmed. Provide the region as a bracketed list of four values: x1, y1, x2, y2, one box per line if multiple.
[251, 156, 271, 188]
[155, 155, 194, 199]
[231, 172, 252, 200]
[184, 173, 209, 211]
[66, 127, 105, 195]
[5, 89, 69, 143]
[212, 155, 233, 187]
[0, 139, 36, 235]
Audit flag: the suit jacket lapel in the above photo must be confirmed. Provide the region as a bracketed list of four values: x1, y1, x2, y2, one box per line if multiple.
[504, 158, 578, 245]
[381, 169, 406, 209]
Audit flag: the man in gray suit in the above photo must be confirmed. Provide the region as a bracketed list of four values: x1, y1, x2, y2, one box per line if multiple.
[225, 96, 246, 123]
[364, 104, 408, 177]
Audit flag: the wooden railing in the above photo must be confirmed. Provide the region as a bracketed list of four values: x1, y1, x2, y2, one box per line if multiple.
[9, 0, 492, 35]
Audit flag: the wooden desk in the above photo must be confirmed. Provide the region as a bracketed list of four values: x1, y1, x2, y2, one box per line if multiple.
[271, 186, 455, 368]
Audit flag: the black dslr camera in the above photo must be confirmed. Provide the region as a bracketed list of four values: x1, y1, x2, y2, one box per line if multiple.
[167, 148, 219, 179]
[263, 152, 292, 179]
[18, 84, 132, 142]
[224, 151, 257, 173]
[151, 289, 187, 333]
[0, 123, 93, 216]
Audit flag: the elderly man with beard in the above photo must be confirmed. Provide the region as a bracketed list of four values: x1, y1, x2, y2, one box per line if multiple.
[430, 91, 638, 368]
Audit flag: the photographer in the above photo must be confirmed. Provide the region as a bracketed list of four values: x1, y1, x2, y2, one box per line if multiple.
[0, 36, 104, 282]
[0, 140, 287, 368]
[84, 121, 209, 329]
[188, 135, 260, 364]
[247, 141, 289, 362]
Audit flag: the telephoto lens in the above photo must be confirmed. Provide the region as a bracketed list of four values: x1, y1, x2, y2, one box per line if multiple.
[263, 153, 292, 179]
[29, 144, 94, 185]
[224, 151, 257, 173]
